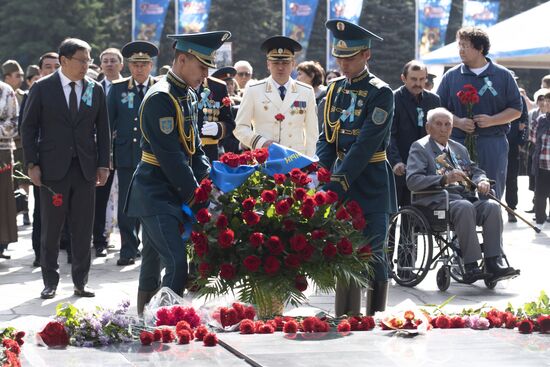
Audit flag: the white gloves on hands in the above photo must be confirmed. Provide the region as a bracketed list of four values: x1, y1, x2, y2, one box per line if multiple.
[201, 121, 219, 136]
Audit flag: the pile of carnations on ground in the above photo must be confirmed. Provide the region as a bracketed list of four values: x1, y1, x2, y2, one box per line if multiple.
[1, 327, 25, 367]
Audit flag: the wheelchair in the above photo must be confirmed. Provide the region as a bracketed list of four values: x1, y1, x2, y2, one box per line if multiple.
[386, 188, 519, 291]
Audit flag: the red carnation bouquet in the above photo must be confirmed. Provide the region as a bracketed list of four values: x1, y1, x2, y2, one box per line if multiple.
[456, 83, 480, 161]
[190, 148, 373, 317]
[1, 327, 25, 367]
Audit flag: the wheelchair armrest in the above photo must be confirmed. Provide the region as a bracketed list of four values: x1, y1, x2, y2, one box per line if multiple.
[411, 187, 450, 211]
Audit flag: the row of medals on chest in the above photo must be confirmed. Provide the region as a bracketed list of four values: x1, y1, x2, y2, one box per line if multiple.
[262, 102, 306, 115]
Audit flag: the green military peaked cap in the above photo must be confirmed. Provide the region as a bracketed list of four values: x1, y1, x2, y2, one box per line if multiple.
[168, 31, 231, 68]
[326, 19, 383, 58]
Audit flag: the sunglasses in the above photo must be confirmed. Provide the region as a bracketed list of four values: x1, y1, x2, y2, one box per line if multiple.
[237, 72, 251, 77]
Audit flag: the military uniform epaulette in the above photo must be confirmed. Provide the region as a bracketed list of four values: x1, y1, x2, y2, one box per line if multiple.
[112, 76, 131, 85]
[248, 79, 267, 88]
[295, 80, 313, 89]
[368, 76, 388, 89]
[207, 75, 226, 86]
[329, 76, 346, 85]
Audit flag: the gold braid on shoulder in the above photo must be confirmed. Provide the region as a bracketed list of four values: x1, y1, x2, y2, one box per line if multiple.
[166, 92, 196, 156]
[323, 82, 340, 146]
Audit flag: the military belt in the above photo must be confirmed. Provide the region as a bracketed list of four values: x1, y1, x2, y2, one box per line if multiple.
[337, 150, 387, 163]
[338, 128, 360, 136]
[141, 151, 160, 166]
[201, 137, 219, 146]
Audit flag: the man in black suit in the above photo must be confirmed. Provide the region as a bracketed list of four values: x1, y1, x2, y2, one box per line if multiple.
[21, 38, 111, 299]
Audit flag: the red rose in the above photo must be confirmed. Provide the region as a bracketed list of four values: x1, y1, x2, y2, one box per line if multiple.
[191, 231, 208, 246]
[450, 316, 466, 328]
[198, 262, 211, 278]
[435, 315, 451, 329]
[219, 263, 236, 280]
[325, 190, 339, 204]
[275, 113, 285, 122]
[239, 151, 254, 165]
[336, 207, 350, 220]
[194, 242, 208, 257]
[196, 208, 212, 224]
[301, 204, 315, 218]
[283, 320, 299, 333]
[243, 255, 261, 272]
[352, 216, 367, 230]
[283, 219, 296, 231]
[261, 189, 277, 203]
[177, 330, 192, 344]
[337, 320, 351, 333]
[289, 168, 304, 184]
[294, 275, 308, 291]
[218, 229, 235, 248]
[249, 232, 265, 247]
[264, 256, 280, 275]
[194, 186, 209, 203]
[242, 210, 260, 226]
[346, 201, 363, 217]
[293, 187, 307, 201]
[337, 238, 353, 255]
[37, 321, 69, 347]
[216, 214, 229, 229]
[302, 196, 315, 208]
[298, 174, 311, 187]
[313, 191, 327, 206]
[317, 167, 331, 183]
[503, 312, 517, 329]
[311, 229, 327, 239]
[199, 178, 212, 192]
[322, 243, 337, 259]
[300, 244, 315, 261]
[266, 236, 284, 255]
[275, 199, 291, 216]
[140, 331, 154, 346]
[273, 173, 286, 185]
[285, 254, 301, 269]
[242, 197, 256, 211]
[537, 315, 550, 333]
[52, 193, 63, 207]
[289, 234, 307, 252]
[220, 152, 240, 167]
[203, 332, 218, 347]
[194, 325, 208, 341]
[518, 319, 534, 334]
[487, 315, 503, 328]
[222, 96, 231, 107]
[240, 319, 255, 334]
[360, 316, 376, 330]
[357, 244, 372, 258]
[253, 148, 269, 164]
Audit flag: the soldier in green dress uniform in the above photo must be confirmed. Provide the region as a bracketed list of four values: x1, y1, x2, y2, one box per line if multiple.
[125, 31, 231, 315]
[317, 20, 397, 316]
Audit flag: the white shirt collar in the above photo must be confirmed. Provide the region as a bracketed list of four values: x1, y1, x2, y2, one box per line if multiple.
[271, 77, 291, 91]
[59, 68, 83, 88]
[435, 141, 450, 152]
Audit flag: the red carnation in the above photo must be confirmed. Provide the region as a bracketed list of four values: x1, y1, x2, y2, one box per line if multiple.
[203, 332, 218, 347]
[161, 328, 175, 343]
[337, 320, 351, 333]
[487, 315, 503, 328]
[275, 199, 291, 216]
[244, 306, 256, 320]
[218, 229, 235, 248]
[140, 331, 154, 345]
[198, 262, 211, 278]
[325, 190, 339, 204]
[220, 152, 240, 167]
[273, 173, 286, 185]
[300, 244, 315, 261]
[537, 315, 550, 333]
[253, 148, 269, 164]
[302, 317, 317, 332]
[52, 193, 63, 207]
[518, 319, 534, 334]
[302, 196, 315, 208]
[266, 236, 284, 255]
[242, 210, 260, 226]
[176, 320, 193, 334]
[196, 208, 212, 224]
[177, 330, 192, 344]
[311, 229, 327, 239]
[337, 238, 353, 255]
[346, 201, 363, 217]
[191, 231, 208, 246]
[2, 339, 20, 355]
[222, 96, 231, 107]
[219, 263, 236, 280]
[285, 254, 301, 269]
[434, 315, 451, 329]
[282, 219, 296, 231]
[336, 207, 350, 221]
[153, 329, 162, 341]
[503, 312, 517, 329]
[360, 316, 376, 330]
[194, 325, 208, 341]
[352, 216, 367, 230]
[289, 234, 307, 252]
[239, 151, 254, 165]
[313, 191, 327, 205]
[317, 167, 332, 183]
[293, 187, 307, 201]
[243, 255, 261, 272]
[249, 232, 265, 247]
[216, 214, 228, 229]
[289, 168, 304, 184]
[301, 204, 315, 218]
[194, 242, 208, 258]
[294, 275, 308, 291]
[322, 243, 337, 259]
[194, 186, 209, 203]
[261, 189, 277, 203]
[220, 307, 239, 327]
[283, 320, 299, 333]
[451, 316, 466, 328]
[242, 197, 256, 211]
[200, 178, 212, 192]
[258, 324, 275, 334]
[240, 319, 256, 334]
[275, 113, 285, 122]
[264, 256, 281, 275]
[37, 321, 69, 347]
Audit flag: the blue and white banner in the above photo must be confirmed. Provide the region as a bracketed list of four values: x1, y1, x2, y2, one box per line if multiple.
[417, 0, 452, 57]
[176, 0, 212, 33]
[284, 0, 320, 63]
[132, 0, 171, 45]
[326, 0, 363, 72]
[463, 0, 500, 28]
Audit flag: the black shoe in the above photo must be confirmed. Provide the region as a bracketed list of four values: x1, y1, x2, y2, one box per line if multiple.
[508, 213, 517, 223]
[463, 262, 492, 283]
[485, 257, 518, 281]
[547, 217, 550, 223]
[525, 208, 535, 213]
[95, 247, 107, 257]
[32, 257, 40, 267]
[0, 252, 10, 260]
[23, 213, 31, 226]
[40, 286, 56, 299]
[67, 254, 72, 264]
[117, 257, 135, 266]
[74, 286, 95, 297]
[135, 251, 141, 258]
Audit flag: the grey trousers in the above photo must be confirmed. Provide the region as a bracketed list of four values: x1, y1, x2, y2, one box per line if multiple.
[449, 199, 503, 264]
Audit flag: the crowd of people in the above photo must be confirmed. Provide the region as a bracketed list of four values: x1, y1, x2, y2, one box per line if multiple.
[0, 22, 549, 316]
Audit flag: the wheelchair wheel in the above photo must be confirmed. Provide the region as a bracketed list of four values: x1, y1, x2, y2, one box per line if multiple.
[436, 266, 451, 291]
[484, 278, 497, 289]
[387, 207, 433, 287]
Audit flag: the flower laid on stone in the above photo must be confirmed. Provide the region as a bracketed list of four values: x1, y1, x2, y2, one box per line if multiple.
[155, 305, 201, 328]
[211, 303, 257, 329]
[1, 327, 24, 367]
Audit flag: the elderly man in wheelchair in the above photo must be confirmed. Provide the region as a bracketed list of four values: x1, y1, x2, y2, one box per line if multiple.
[395, 107, 519, 289]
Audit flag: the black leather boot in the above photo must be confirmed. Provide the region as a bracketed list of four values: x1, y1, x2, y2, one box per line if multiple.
[366, 281, 389, 316]
[485, 257, 517, 282]
[463, 262, 491, 283]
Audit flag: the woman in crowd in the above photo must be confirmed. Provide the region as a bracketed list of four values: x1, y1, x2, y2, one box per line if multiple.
[296, 60, 327, 105]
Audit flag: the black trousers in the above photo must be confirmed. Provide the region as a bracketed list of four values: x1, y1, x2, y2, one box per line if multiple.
[92, 169, 114, 248]
[505, 144, 520, 210]
[40, 159, 95, 288]
[117, 168, 140, 259]
[535, 168, 550, 224]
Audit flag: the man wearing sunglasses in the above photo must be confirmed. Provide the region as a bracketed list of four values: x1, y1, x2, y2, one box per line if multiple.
[234, 60, 253, 91]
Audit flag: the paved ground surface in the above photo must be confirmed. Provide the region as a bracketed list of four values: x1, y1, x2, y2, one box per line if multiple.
[1, 176, 548, 366]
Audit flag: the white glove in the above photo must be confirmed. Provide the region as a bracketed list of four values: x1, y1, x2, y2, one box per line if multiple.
[201, 121, 219, 136]
[307, 173, 319, 190]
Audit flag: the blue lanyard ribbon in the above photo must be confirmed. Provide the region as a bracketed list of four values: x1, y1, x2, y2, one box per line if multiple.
[478, 76, 497, 97]
[416, 107, 424, 127]
[81, 82, 94, 107]
[122, 92, 135, 109]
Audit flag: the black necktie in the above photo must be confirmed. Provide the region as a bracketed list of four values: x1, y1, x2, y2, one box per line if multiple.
[137, 84, 144, 100]
[278, 85, 286, 101]
[69, 81, 78, 121]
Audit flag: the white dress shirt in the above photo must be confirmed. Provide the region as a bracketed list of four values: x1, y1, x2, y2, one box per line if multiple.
[59, 69, 83, 109]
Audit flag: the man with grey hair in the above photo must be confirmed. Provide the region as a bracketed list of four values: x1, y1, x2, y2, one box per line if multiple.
[406, 107, 518, 284]
[234, 60, 253, 90]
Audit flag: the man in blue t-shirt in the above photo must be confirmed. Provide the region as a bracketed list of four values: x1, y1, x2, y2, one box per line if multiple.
[437, 27, 523, 199]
